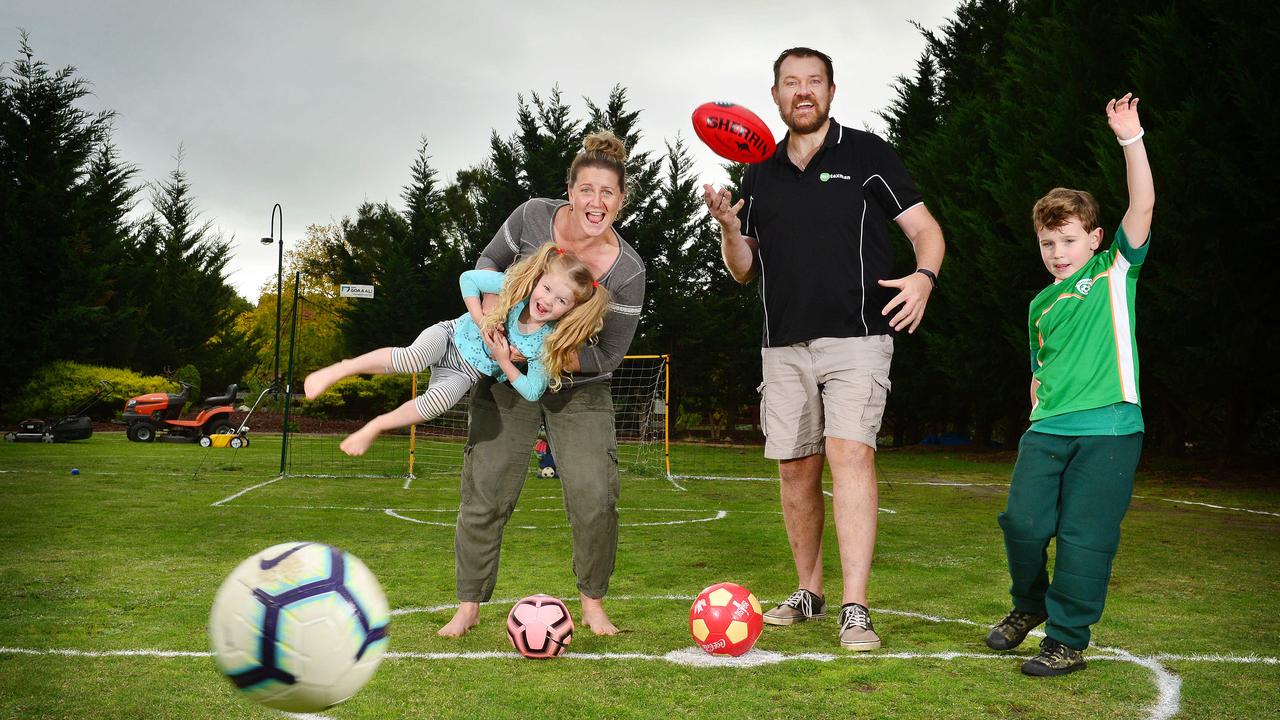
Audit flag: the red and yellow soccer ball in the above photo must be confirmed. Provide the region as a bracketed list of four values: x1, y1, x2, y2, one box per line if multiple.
[691, 102, 776, 164]
[689, 582, 764, 657]
[507, 594, 573, 659]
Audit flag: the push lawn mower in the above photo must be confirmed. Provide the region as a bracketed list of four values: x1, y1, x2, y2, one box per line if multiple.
[198, 382, 277, 449]
[4, 381, 113, 443]
[118, 381, 240, 443]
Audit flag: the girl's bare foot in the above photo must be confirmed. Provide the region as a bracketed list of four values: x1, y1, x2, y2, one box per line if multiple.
[437, 602, 480, 637]
[304, 365, 342, 400]
[580, 594, 617, 635]
[340, 426, 379, 456]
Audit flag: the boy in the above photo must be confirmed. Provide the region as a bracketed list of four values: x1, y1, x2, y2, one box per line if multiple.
[985, 93, 1153, 676]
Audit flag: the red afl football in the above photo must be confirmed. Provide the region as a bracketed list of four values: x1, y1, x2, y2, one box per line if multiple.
[691, 102, 776, 164]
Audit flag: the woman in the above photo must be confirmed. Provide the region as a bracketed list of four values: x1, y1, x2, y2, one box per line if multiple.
[438, 131, 645, 637]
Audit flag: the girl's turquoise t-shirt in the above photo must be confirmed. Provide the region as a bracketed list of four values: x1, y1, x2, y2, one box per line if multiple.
[453, 270, 553, 401]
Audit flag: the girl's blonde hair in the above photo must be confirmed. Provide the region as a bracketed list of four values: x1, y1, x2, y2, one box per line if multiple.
[481, 243, 611, 390]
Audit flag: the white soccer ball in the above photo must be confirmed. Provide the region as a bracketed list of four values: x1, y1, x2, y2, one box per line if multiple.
[540, 466, 557, 478]
[208, 542, 390, 712]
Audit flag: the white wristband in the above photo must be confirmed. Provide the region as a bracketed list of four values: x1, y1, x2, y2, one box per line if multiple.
[1117, 128, 1144, 146]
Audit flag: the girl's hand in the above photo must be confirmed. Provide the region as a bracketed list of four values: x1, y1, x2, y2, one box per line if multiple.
[482, 328, 509, 359]
[483, 326, 526, 364]
[1107, 93, 1142, 141]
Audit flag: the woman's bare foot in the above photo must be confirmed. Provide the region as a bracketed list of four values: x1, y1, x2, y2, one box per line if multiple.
[580, 594, 617, 635]
[339, 426, 379, 456]
[437, 602, 480, 637]
[304, 364, 343, 400]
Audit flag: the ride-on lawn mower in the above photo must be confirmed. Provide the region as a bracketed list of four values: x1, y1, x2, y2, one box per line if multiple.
[5, 382, 113, 443]
[118, 381, 240, 443]
[198, 382, 277, 449]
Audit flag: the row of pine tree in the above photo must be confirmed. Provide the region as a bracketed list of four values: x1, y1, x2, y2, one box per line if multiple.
[3, 0, 1276, 460]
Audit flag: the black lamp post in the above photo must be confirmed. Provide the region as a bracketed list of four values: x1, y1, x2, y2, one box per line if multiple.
[260, 203, 283, 385]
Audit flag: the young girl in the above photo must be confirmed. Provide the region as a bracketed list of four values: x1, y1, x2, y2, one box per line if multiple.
[304, 243, 611, 456]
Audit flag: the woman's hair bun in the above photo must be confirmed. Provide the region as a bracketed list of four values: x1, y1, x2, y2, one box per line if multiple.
[583, 131, 626, 163]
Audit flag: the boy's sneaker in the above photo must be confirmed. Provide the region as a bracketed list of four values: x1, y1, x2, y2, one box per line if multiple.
[838, 603, 881, 651]
[1021, 637, 1087, 676]
[762, 589, 825, 625]
[985, 608, 1049, 651]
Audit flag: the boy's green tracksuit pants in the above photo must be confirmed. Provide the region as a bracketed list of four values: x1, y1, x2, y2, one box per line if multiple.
[998, 430, 1143, 650]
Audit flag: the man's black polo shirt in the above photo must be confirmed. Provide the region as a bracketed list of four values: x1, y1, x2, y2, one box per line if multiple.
[736, 119, 924, 347]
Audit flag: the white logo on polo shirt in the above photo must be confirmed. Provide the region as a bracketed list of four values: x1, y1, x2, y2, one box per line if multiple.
[819, 172, 852, 182]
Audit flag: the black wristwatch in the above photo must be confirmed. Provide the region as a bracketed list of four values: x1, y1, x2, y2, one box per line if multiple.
[915, 268, 938, 288]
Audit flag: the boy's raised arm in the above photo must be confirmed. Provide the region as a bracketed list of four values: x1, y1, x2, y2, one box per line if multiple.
[1107, 93, 1154, 248]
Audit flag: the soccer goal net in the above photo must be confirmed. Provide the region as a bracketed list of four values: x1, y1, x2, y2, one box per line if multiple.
[281, 355, 669, 481]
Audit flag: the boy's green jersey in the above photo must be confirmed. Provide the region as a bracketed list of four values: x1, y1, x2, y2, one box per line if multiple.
[1028, 227, 1149, 422]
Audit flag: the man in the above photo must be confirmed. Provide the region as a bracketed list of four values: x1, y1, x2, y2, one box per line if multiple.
[703, 47, 945, 651]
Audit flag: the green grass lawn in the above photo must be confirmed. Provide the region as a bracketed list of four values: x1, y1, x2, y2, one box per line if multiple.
[1, 434, 1277, 719]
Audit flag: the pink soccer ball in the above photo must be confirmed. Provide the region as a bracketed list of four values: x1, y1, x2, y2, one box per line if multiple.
[507, 594, 573, 658]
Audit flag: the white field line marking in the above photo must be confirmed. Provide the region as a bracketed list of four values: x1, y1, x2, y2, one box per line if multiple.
[384, 508, 728, 530]
[1, 641, 1262, 720]
[212, 474, 1278, 522]
[384, 509, 452, 527]
[819, 489, 899, 513]
[3, 643, 1272, 668]
[5, 591, 1270, 720]
[224, 503, 896, 518]
[675, 475, 1279, 520]
[391, 594, 704, 617]
[671, 474, 777, 482]
[235, 505, 745, 514]
[210, 476, 283, 507]
[0, 647, 209, 658]
[1153, 653, 1280, 664]
[886, 481, 1010, 487]
[664, 473, 687, 491]
[674, 474, 1012, 488]
[1108, 648, 1182, 720]
[1132, 495, 1280, 519]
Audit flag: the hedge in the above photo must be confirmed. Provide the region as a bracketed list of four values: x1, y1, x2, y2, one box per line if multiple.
[8, 361, 178, 421]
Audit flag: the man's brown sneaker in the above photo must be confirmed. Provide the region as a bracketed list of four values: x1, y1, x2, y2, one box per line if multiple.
[1021, 637, 1087, 676]
[838, 603, 881, 651]
[985, 608, 1049, 651]
[762, 589, 825, 626]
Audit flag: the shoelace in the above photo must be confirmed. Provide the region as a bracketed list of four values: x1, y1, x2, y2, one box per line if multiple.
[1005, 609, 1037, 629]
[840, 604, 871, 631]
[782, 590, 814, 615]
[1041, 639, 1073, 660]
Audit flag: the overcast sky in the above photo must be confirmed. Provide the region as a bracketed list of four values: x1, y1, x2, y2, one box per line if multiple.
[3, 0, 958, 301]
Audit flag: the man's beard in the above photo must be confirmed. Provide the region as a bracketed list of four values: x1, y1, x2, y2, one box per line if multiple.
[780, 100, 829, 134]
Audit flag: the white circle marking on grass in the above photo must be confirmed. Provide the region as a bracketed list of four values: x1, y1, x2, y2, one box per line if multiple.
[383, 507, 728, 530]
[392, 596, 1186, 720]
[210, 475, 284, 506]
